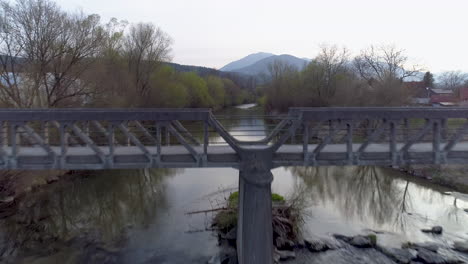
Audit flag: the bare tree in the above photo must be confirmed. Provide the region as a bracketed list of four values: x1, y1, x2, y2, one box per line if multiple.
[354, 45, 421, 83]
[265, 60, 300, 111]
[353, 45, 421, 106]
[437, 71, 468, 90]
[0, 0, 36, 107]
[302, 45, 350, 105]
[124, 23, 172, 102]
[0, 0, 103, 107]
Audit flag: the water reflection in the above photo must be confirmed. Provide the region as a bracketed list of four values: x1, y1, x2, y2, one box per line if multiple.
[291, 167, 407, 228]
[0, 169, 177, 263]
[290, 166, 468, 244]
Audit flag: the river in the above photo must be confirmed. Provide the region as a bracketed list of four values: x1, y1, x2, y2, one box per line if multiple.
[1, 104, 467, 263]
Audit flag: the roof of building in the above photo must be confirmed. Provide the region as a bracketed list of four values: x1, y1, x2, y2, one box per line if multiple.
[431, 88, 453, 94]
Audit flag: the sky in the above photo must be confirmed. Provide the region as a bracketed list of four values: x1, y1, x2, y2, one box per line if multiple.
[54, 0, 468, 72]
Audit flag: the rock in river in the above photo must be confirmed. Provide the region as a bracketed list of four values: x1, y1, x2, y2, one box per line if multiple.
[415, 248, 448, 264]
[305, 239, 329, 252]
[421, 226, 443, 235]
[453, 241, 468, 253]
[408, 242, 440, 252]
[378, 247, 417, 264]
[274, 248, 296, 261]
[349, 235, 373, 248]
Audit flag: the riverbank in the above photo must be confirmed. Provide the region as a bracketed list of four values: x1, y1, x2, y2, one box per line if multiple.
[0, 170, 82, 219]
[399, 165, 468, 193]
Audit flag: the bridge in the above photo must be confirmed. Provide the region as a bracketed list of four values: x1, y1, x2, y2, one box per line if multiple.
[2, 107, 468, 263]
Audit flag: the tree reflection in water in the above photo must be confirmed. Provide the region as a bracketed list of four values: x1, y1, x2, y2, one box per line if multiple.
[0, 168, 177, 262]
[290, 166, 415, 232]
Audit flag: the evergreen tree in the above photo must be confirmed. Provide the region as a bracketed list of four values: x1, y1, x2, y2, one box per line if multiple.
[422, 71, 435, 88]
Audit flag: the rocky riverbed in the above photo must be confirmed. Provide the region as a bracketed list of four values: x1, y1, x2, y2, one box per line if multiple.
[211, 230, 468, 264]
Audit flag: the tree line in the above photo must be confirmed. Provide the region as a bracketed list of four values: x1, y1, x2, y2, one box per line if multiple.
[261, 44, 468, 112]
[0, 0, 250, 108]
[261, 45, 424, 112]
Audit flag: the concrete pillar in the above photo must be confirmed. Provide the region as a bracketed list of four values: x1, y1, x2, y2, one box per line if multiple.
[237, 150, 274, 264]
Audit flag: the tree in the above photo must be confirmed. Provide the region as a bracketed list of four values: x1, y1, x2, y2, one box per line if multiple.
[124, 22, 172, 104]
[301, 45, 350, 106]
[265, 60, 300, 111]
[354, 45, 420, 83]
[205, 75, 226, 109]
[179, 72, 213, 107]
[422, 71, 434, 88]
[437, 71, 468, 90]
[0, 0, 103, 107]
[222, 78, 244, 106]
[353, 45, 419, 106]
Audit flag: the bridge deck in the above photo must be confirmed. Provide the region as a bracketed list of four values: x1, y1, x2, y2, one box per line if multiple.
[3, 142, 468, 169]
[6, 142, 468, 156]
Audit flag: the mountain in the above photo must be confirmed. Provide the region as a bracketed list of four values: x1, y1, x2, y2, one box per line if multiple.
[220, 52, 274, 72]
[228, 54, 309, 76]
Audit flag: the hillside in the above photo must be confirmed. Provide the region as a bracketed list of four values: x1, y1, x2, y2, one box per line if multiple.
[229, 54, 309, 77]
[166, 62, 257, 90]
[220, 52, 274, 72]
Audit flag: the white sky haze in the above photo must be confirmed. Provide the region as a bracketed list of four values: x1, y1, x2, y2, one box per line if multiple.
[55, 0, 468, 72]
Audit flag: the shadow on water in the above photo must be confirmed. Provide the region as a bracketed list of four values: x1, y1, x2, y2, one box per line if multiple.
[0, 169, 177, 264]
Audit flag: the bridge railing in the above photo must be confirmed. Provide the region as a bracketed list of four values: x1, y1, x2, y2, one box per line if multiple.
[285, 107, 468, 166]
[3, 107, 468, 169]
[0, 109, 243, 169]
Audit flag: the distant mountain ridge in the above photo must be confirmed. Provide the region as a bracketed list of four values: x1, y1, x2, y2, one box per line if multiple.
[220, 52, 274, 72]
[220, 53, 310, 78]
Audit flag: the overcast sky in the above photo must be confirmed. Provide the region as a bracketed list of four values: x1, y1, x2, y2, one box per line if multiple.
[55, 0, 468, 72]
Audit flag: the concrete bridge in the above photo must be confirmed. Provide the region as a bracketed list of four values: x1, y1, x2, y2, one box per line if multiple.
[2, 107, 468, 263]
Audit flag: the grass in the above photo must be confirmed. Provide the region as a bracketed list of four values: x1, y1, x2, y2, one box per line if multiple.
[272, 193, 285, 202]
[228, 191, 239, 208]
[368, 234, 377, 246]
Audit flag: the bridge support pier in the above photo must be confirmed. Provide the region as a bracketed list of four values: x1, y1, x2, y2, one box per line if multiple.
[237, 150, 274, 264]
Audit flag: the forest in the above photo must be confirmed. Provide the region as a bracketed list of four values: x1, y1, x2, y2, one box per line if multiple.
[0, 0, 252, 109]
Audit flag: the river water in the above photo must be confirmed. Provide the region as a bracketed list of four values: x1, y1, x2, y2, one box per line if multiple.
[1, 105, 468, 264]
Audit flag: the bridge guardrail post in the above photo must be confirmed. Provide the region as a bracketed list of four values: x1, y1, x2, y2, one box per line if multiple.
[8, 122, 17, 169]
[107, 122, 115, 168]
[203, 120, 209, 165]
[346, 121, 353, 165]
[237, 149, 274, 264]
[59, 122, 68, 169]
[390, 120, 398, 167]
[433, 119, 441, 165]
